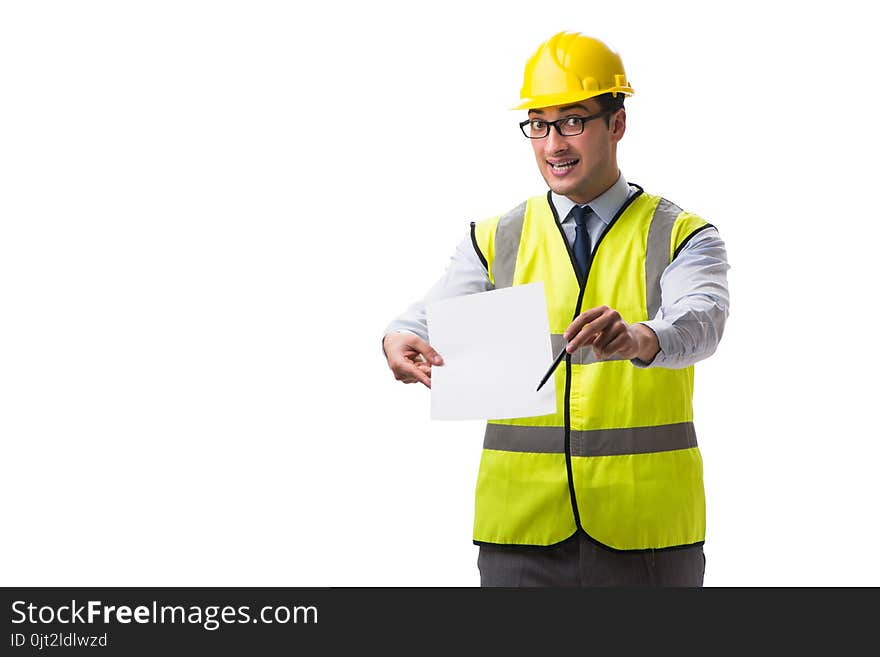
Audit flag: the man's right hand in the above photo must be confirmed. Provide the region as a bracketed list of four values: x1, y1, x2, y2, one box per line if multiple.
[382, 332, 443, 388]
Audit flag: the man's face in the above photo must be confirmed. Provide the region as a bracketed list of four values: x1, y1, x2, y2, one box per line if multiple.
[527, 97, 624, 204]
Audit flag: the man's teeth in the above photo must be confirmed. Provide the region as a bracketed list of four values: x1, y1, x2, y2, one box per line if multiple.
[550, 160, 578, 170]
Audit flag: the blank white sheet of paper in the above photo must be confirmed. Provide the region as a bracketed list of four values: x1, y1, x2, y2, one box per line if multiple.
[425, 282, 558, 421]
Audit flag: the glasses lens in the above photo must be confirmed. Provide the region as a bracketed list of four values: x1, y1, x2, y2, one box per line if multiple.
[524, 119, 548, 139]
[559, 117, 586, 136]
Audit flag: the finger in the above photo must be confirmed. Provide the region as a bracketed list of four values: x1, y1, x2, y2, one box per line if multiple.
[409, 336, 443, 366]
[409, 363, 432, 387]
[393, 362, 431, 387]
[593, 322, 626, 352]
[408, 357, 433, 376]
[385, 333, 443, 366]
[563, 306, 607, 341]
[567, 309, 620, 351]
[566, 306, 617, 345]
[595, 330, 631, 359]
[399, 348, 431, 369]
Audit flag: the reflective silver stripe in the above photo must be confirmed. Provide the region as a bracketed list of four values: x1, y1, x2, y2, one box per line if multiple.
[484, 422, 697, 456]
[550, 333, 625, 365]
[644, 198, 682, 320]
[484, 423, 565, 454]
[571, 422, 697, 457]
[492, 201, 527, 288]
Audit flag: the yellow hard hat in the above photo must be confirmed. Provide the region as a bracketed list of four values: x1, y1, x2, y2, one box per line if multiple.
[513, 32, 634, 110]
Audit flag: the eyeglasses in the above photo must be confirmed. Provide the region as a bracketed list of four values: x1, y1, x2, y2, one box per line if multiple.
[519, 111, 615, 139]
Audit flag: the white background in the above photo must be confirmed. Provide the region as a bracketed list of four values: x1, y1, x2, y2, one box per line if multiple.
[1, 1, 877, 587]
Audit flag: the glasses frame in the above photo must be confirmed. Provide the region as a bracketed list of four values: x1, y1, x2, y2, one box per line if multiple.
[519, 110, 616, 139]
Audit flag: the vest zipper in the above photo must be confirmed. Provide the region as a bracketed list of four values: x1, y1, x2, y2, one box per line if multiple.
[549, 186, 645, 538]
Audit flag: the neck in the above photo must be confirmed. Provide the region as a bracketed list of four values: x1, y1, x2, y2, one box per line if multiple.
[566, 166, 620, 205]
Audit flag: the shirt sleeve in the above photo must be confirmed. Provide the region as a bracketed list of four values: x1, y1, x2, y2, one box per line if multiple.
[383, 230, 493, 344]
[631, 227, 731, 369]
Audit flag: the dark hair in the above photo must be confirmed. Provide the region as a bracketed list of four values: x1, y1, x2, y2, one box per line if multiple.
[594, 92, 626, 126]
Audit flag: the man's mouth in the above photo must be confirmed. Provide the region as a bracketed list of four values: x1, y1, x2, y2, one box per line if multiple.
[548, 158, 579, 173]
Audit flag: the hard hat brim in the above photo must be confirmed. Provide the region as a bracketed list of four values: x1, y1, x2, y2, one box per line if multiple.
[511, 86, 634, 111]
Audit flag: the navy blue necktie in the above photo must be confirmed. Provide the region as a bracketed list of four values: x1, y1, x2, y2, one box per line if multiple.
[572, 204, 592, 278]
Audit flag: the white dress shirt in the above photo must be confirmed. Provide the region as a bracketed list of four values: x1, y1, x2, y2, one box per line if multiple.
[384, 173, 730, 369]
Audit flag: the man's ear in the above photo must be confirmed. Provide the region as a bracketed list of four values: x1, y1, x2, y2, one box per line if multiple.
[610, 109, 626, 140]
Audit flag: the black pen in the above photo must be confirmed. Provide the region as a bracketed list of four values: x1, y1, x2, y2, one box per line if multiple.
[536, 341, 570, 391]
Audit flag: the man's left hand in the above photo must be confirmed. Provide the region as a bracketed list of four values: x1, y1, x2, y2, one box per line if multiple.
[563, 305, 660, 363]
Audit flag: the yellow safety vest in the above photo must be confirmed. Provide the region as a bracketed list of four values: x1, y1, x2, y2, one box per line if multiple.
[471, 185, 712, 550]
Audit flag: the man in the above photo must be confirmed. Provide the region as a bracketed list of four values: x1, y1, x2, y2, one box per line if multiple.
[382, 32, 730, 587]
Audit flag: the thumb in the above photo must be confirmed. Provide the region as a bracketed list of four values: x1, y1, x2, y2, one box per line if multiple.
[413, 337, 443, 365]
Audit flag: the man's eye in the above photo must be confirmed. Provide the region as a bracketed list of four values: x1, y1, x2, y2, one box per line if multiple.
[565, 117, 584, 128]
[530, 120, 546, 130]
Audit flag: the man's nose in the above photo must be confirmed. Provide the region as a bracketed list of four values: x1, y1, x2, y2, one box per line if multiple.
[544, 126, 568, 153]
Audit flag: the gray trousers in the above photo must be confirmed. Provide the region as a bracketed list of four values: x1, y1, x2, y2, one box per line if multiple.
[478, 534, 705, 587]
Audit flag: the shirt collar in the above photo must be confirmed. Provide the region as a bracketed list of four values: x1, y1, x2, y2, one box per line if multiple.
[551, 171, 630, 226]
